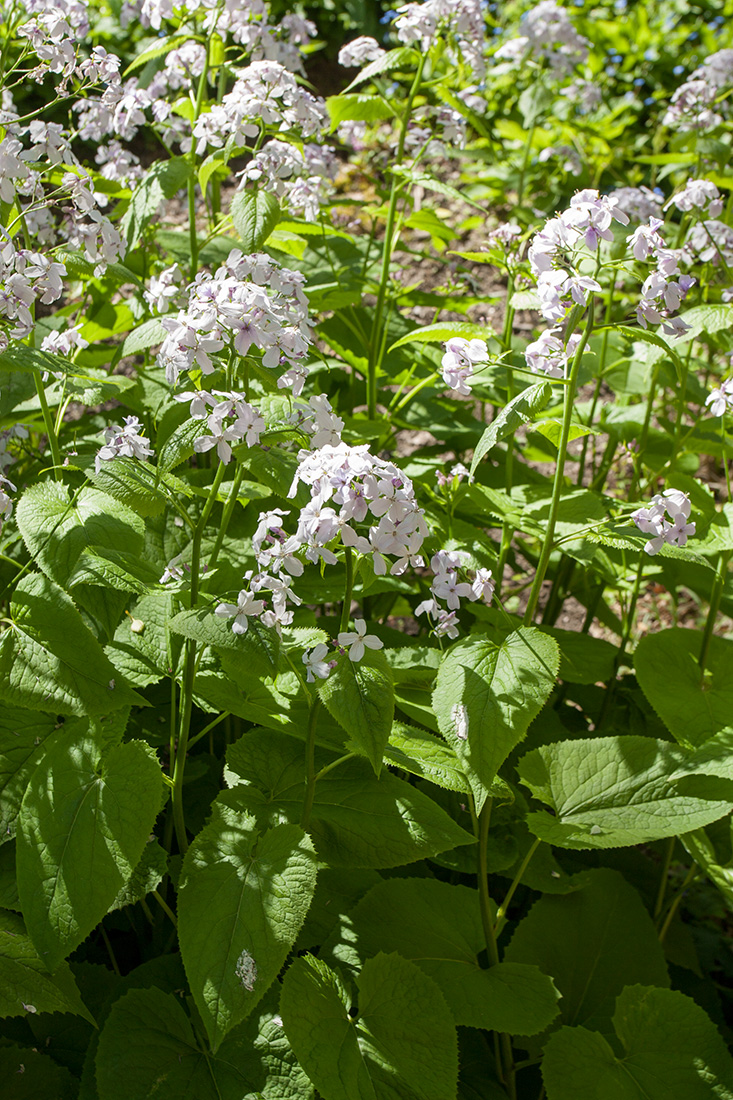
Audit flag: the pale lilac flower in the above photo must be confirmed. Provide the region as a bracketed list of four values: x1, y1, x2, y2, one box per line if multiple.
[441, 337, 489, 395]
[95, 417, 153, 472]
[666, 179, 724, 220]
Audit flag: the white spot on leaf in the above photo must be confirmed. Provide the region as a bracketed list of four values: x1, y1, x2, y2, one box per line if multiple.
[451, 703, 469, 741]
[235, 949, 257, 992]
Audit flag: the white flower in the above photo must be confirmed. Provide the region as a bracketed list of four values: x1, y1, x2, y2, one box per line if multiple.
[338, 36, 385, 68]
[706, 378, 733, 417]
[215, 589, 266, 634]
[337, 619, 383, 663]
[303, 643, 331, 682]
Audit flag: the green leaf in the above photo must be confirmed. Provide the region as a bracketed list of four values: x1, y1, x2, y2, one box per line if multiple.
[280, 952, 458, 1100]
[85, 456, 167, 518]
[470, 383, 552, 475]
[0, 342, 70, 376]
[0, 909, 94, 1022]
[123, 33, 192, 75]
[317, 650, 394, 774]
[0, 574, 142, 715]
[95, 985, 312, 1100]
[327, 93, 395, 128]
[615, 324, 684, 380]
[198, 148, 232, 194]
[17, 722, 163, 968]
[541, 628, 617, 685]
[105, 591, 182, 687]
[541, 985, 733, 1099]
[389, 320, 492, 353]
[324, 878, 559, 1035]
[119, 318, 166, 357]
[343, 45, 419, 92]
[0, 709, 59, 843]
[635, 629, 733, 746]
[108, 840, 168, 913]
[518, 735, 733, 849]
[384, 721, 470, 792]
[15, 482, 145, 588]
[230, 189, 280, 252]
[178, 803, 317, 1050]
[505, 869, 669, 1034]
[169, 607, 280, 678]
[225, 729, 475, 869]
[67, 547, 162, 593]
[121, 156, 193, 248]
[433, 627, 559, 808]
[676, 303, 733, 342]
[0, 1045, 78, 1099]
[528, 418, 601, 447]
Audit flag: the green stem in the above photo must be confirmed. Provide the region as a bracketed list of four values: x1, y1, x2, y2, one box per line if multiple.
[524, 303, 595, 625]
[699, 550, 731, 675]
[478, 803, 516, 1099]
[658, 865, 698, 944]
[300, 697, 321, 830]
[33, 371, 62, 479]
[494, 839, 541, 937]
[340, 547, 355, 633]
[208, 463, 245, 574]
[367, 52, 427, 419]
[630, 362, 660, 500]
[171, 462, 226, 855]
[152, 889, 178, 928]
[187, 34, 213, 278]
[654, 836, 675, 921]
[187, 710, 230, 750]
[478, 802, 499, 967]
[314, 752, 357, 782]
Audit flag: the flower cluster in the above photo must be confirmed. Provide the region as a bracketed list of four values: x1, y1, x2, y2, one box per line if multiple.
[176, 389, 265, 464]
[158, 250, 312, 394]
[441, 337, 489, 395]
[193, 61, 328, 154]
[528, 190, 628, 323]
[436, 463, 470, 489]
[0, 237, 66, 341]
[631, 489, 695, 556]
[416, 550, 495, 638]
[626, 217, 695, 334]
[287, 442, 429, 576]
[525, 328, 581, 379]
[663, 48, 733, 133]
[494, 0, 588, 78]
[666, 179, 724, 220]
[338, 36, 385, 69]
[95, 417, 154, 473]
[405, 106, 467, 158]
[240, 139, 338, 222]
[289, 394, 345, 449]
[393, 0, 486, 77]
